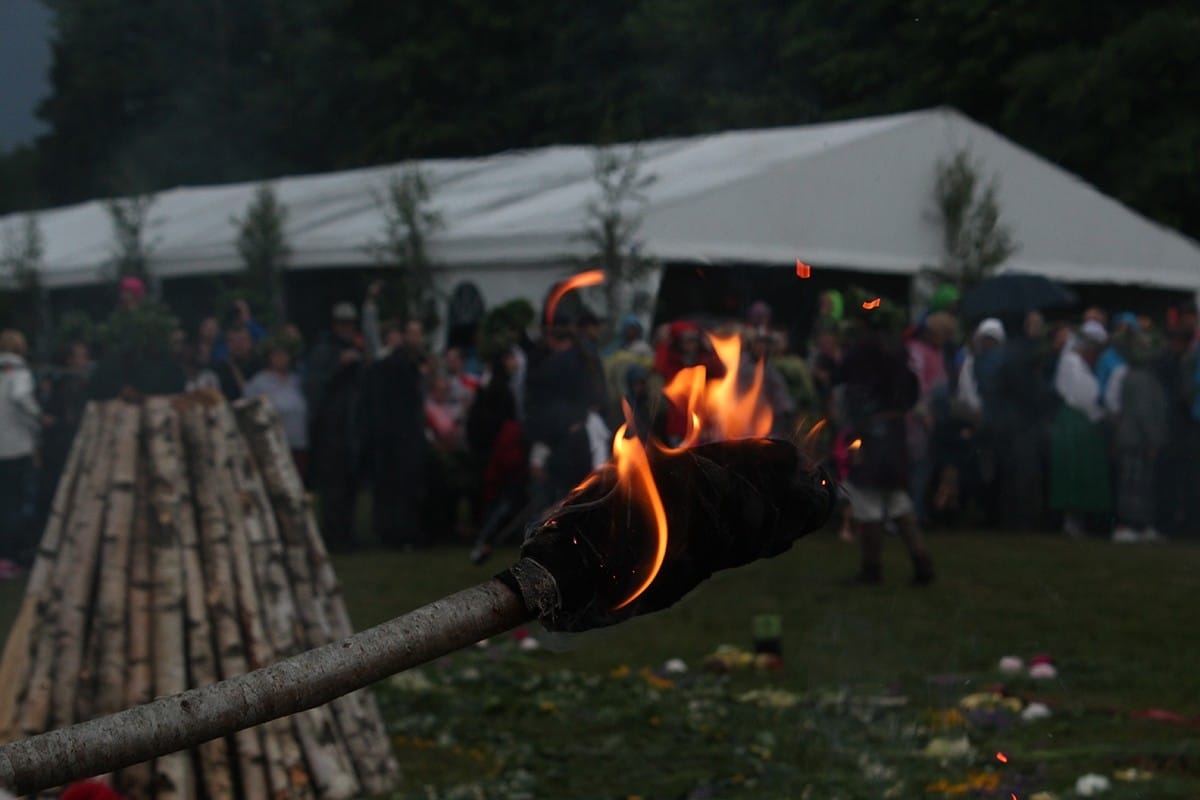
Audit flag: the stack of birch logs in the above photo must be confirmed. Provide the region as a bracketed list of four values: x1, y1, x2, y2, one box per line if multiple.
[0, 392, 399, 800]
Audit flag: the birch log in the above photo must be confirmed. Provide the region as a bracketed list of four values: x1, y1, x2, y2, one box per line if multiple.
[179, 401, 270, 800]
[234, 399, 399, 793]
[144, 398, 195, 800]
[0, 404, 101, 740]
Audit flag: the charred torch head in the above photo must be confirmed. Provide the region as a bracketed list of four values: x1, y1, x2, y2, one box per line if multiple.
[507, 438, 836, 632]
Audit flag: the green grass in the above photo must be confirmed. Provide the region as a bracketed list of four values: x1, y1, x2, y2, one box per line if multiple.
[335, 532, 1200, 713]
[2, 532, 1198, 798]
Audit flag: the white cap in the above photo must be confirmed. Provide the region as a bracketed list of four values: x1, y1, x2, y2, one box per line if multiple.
[1079, 319, 1108, 345]
[975, 317, 1006, 344]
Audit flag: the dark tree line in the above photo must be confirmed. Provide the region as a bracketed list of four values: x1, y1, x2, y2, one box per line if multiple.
[2, 0, 1198, 240]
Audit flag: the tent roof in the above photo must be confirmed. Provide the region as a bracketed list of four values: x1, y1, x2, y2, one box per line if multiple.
[5, 108, 1199, 291]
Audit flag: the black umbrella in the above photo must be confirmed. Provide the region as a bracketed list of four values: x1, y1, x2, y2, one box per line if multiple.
[959, 273, 1078, 320]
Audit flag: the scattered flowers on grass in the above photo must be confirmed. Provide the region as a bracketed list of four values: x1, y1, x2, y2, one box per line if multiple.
[518, 636, 541, 652]
[920, 735, 974, 761]
[929, 708, 968, 730]
[1029, 793, 1058, 800]
[960, 692, 1023, 713]
[1112, 767, 1153, 782]
[1029, 662, 1058, 680]
[925, 770, 1000, 795]
[663, 658, 688, 674]
[736, 688, 800, 709]
[609, 664, 631, 679]
[1074, 772, 1110, 795]
[1021, 702, 1052, 722]
[998, 656, 1025, 674]
[639, 666, 674, 690]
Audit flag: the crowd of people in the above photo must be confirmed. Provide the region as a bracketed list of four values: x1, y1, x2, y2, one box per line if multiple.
[1, 273, 1198, 580]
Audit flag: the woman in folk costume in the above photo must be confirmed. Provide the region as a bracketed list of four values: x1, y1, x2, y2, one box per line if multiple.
[1104, 331, 1169, 542]
[1049, 319, 1112, 536]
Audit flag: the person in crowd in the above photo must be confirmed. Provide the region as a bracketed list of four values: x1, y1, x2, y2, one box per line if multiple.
[604, 313, 652, 358]
[213, 323, 261, 401]
[954, 318, 1007, 525]
[1106, 332, 1169, 542]
[524, 317, 604, 514]
[210, 299, 266, 364]
[37, 340, 92, 518]
[1049, 319, 1111, 537]
[0, 330, 42, 576]
[244, 335, 309, 480]
[361, 280, 386, 361]
[770, 331, 820, 426]
[742, 327, 795, 438]
[196, 317, 220, 368]
[304, 302, 366, 551]
[467, 349, 527, 564]
[905, 311, 957, 525]
[655, 321, 723, 445]
[117, 276, 145, 312]
[1096, 312, 1137, 402]
[809, 325, 842, 416]
[423, 369, 479, 539]
[400, 319, 429, 374]
[603, 314, 655, 426]
[836, 304, 934, 585]
[179, 338, 220, 392]
[991, 311, 1057, 529]
[442, 347, 478, 421]
[359, 316, 427, 549]
[1083, 306, 1109, 328]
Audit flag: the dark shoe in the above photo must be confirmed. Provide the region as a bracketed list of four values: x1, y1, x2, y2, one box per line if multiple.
[912, 558, 935, 586]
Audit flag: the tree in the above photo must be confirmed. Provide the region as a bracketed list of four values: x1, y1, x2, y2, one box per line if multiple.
[369, 166, 443, 326]
[1, 215, 52, 356]
[105, 194, 158, 286]
[233, 184, 290, 323]
[583, 146, 656, 323]
[926, 150, 1016, 290]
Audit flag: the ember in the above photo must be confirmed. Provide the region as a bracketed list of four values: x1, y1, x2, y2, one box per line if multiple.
[795, 259, 812, 278]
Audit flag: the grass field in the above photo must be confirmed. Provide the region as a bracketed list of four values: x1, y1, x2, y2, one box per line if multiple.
[2, 531, 1198, 798]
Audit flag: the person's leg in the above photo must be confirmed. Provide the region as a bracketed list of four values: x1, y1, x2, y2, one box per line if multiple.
[844, 482, 883, 582]
[895, 511, 935, 584]
[0, 457, 21, 563]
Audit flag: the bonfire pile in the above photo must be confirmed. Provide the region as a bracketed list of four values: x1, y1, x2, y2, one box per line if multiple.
[0, 393, 397, 800]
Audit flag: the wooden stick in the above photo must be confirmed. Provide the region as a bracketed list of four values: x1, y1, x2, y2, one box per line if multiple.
[143, 398, 194, 800]
[0, 576, 533, 796]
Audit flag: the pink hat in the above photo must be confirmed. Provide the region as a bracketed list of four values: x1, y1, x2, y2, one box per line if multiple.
[118, 276, 146, 299]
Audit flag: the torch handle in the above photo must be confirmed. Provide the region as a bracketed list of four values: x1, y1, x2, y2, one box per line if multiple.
[0, 577, 534, 795]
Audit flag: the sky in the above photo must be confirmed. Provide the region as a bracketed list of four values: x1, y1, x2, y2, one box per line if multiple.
[0, 0, 52, 150]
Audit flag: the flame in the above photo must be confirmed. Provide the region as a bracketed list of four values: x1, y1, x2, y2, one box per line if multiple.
[995, 752, 1009, 764]
[611, 406, 668, 610]
[795, 260, 812, 279]
[545, 269, 605, 324]
[601, 332, 776, 609]
[861, 298, 881, 310]
[849, 438, 862, 451]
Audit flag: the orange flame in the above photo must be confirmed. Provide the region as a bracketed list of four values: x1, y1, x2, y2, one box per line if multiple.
[996, 752, 1009, 764]
[612, 404, 668, 610]
[861, 298, 881, 310]
[848, 438, 862, 451]
[608, 332, 775, 608]
[545, 269, 605, 324]
[795, 260, 812, 279]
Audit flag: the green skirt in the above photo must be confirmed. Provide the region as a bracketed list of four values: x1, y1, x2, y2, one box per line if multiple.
[1049, 405, 1112, 514]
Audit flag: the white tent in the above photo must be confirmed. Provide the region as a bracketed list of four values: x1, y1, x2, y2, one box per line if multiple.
[4, 107, 1199, 305]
